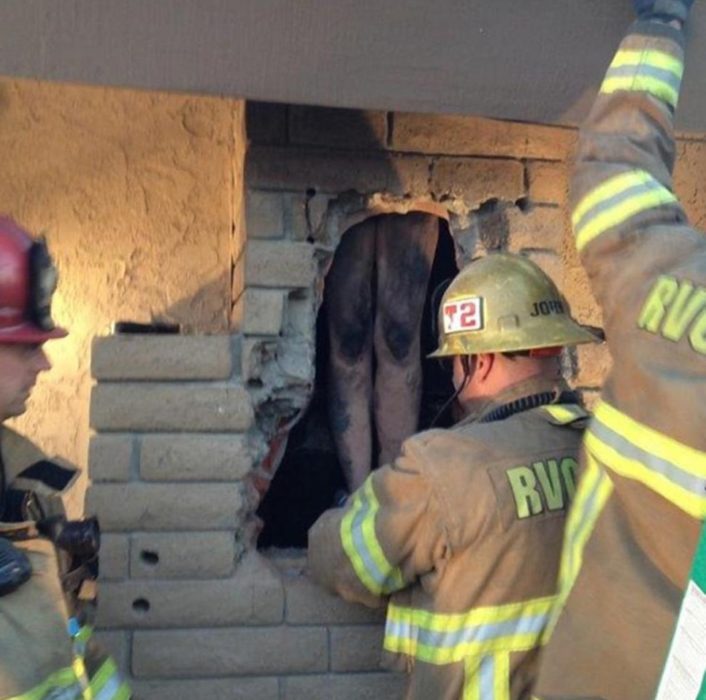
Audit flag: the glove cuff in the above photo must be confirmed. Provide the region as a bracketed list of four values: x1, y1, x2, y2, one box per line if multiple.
[640, 0, 690, 22]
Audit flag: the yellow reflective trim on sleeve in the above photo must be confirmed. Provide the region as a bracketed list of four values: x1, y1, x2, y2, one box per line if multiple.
[340, 476, 404, 596]
[594, 402, 706, 479]
[572, 171, 649, 227]
[586, 402, 706, 518]
[544, 453, 613, 642]
[609, 49, 683, 77]
[575, 185, 677, 252]
[602, 75, 678, 109]
[88, 658, 117, 694]
[601, 48, 684, 108]
[542, 404, 589, 425]
[7, 666, 84, 700]
[86, 656, 131, 700]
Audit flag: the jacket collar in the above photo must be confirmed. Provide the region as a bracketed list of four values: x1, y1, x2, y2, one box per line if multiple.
[456, 375, 574, 427]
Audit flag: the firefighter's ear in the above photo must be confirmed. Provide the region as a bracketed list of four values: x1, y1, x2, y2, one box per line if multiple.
[474, 353, 495, 382]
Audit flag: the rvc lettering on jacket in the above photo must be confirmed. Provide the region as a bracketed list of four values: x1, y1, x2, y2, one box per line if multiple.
[638, 275, 706, 353]
[506, 457, 578, 519]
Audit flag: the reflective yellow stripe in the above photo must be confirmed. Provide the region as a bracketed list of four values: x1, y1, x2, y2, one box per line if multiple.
[610, 49, 683, 76]
[602, 75, 678, 107]
[545, 453, 613, 641]
[542, 404, 589, 425]
[8, 666, 84, 700]
[75, 625, 93, 643]
[587, 401, 706, 518]
[601, 48, 684, 108]
[573, 170, 677, 252]
[340, 476, 404, 596]
[494, 652, 510, 700]
[463, 654, 510, 700]
[384, 596, 555, 664]
[86, 657, 131, 700]
[89, 658, 117, 694]
[464, 656, 482, 700]
[572, 170, 648, 225]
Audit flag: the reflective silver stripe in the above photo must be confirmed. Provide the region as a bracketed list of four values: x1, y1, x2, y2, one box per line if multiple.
[605, 64, 682, 95]
[573, 178, 668, 236]
[384, 598, 555, 664]
[590, 418, 706, 498]
[94, 674, 123, 700]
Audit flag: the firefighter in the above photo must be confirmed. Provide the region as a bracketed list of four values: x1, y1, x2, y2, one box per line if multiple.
[308, 252, 600, 699]
[0, 218, 130, 699]
[532, 1, 704, 698]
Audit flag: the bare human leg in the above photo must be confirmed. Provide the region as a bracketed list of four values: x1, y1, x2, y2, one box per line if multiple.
[374, 213, 439, 466]
[326, 218, 376, 492]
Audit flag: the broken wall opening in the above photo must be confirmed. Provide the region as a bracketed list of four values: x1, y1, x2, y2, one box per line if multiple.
[257, 214, 458, 548]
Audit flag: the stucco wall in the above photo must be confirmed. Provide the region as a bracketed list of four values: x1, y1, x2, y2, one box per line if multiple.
[0, 77, 244, 487]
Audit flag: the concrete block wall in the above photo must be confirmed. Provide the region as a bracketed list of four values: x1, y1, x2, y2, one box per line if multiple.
[89, 333, 403, 696]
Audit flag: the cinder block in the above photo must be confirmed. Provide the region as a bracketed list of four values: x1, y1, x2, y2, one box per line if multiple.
[392, 112, 576, 161]
[132, 627, 327, 677]
[100, 534, 130, 580]
[285, 291, 316, 337]
[577, 387, 602, 410]
[506, 205, 568, 253]
[140, 434, 254, 481]
[282, 672, 406, 700]
[246, 190, 285, 239]
[131, 678, 279, 700]
[242, 288, 286, 335]
[130, 532, 235, 579]
[285, 192, 332, 241]
[90, 383, 254, 432]
[89, 434, 134, 483]
[431, 157, 525, 207]
[330, 626, 385, 672]
[527, 161, 569, 205]
[91, 335, 233, 381]
[97, 571, 283, 628]
[93, 630, 129, 676]
[285, 574, 385, 625]
[562, 261, 603, 327]
[574, 342, 612, 388]
[86, 482, 244, 531]
[245, 240, 316, 289]
[246, 145, 430, 195]
[289, 106, 387, 149]
[523, 250, 565, 288]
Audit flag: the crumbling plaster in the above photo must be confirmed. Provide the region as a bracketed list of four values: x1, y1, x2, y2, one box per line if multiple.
[0, 77, 245, 496]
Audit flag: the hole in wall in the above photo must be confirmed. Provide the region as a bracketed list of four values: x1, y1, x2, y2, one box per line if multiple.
[132, 598, 150, 614]
[140, 550, 159, 566]
[257, 214, 458, 548]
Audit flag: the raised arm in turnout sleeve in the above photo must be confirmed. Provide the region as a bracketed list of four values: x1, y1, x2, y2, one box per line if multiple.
[307, 439, 450, 608]
[571, 13, 695, 330]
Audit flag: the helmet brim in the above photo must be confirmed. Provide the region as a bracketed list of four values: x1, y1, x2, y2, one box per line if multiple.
[428, 322, 602, 358]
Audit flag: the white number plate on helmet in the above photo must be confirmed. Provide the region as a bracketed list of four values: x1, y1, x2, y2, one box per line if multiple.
[442, 296, 484, 333]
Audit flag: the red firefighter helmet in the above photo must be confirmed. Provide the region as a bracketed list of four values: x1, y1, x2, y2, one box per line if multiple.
[0, 217, 67, 343]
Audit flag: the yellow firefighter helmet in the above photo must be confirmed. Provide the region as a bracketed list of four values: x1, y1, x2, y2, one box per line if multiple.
[429, 252, 600, 357]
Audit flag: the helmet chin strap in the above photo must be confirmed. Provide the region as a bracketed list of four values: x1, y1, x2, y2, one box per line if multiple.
[430, 355, 472, 428]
